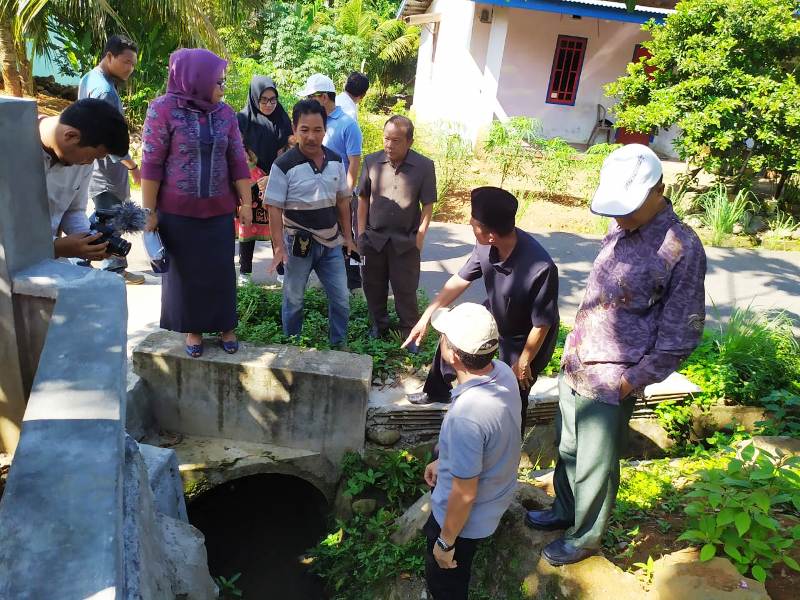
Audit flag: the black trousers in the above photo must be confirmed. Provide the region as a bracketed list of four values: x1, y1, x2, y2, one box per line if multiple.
[422, 343, 533, 436]
[239, 239, 256, 274]
[423, 514, 481, 600]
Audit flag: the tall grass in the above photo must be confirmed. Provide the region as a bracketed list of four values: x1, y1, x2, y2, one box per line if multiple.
[700, 184, 751, 246]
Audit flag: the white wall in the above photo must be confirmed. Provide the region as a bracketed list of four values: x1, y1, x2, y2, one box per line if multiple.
[411, 1, 679, 157]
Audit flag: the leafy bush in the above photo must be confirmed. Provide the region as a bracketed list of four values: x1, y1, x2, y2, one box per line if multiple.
[679, 443, 800, 583]
[310, 450, 429, 599]
[341, 449, 428, 508]
[606, 0, 800, 197]
[309, 509, 425, 599]
[679, 307, 800, 404]
[541, 323, 571, 377]
[756, 390, 800, 437]
[236, 284, 438, 382]
[415, 121, 473, 202]
[699, 185, 752, 246]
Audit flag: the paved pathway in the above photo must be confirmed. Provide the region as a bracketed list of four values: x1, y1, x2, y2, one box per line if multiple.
[122, 221, 800, 365]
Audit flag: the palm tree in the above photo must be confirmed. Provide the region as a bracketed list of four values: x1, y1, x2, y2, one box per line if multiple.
[0, 0, 257, 97]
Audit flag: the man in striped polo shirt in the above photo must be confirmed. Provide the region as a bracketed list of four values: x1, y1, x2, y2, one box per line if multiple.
[265, 99, 358, 349]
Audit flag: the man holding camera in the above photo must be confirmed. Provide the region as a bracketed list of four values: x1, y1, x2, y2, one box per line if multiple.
[39, 99, 130, 261]
[78, 34, 144, 284]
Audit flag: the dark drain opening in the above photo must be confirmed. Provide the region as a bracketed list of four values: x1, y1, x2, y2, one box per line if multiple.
[188, 474, 329, 599]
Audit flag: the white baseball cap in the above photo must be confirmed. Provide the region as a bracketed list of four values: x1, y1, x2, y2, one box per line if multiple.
[431, 303, 499, 355]
[298, 74, 336, 97]
[590, 144, 663, 217]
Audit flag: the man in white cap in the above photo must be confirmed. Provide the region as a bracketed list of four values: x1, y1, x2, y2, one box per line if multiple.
[525, 144, 706, 565]
[298, 73, 364, 290]
[422, 303, 521, 600]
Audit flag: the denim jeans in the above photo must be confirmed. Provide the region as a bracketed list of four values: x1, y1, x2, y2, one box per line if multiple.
[282, 235, 350, 345]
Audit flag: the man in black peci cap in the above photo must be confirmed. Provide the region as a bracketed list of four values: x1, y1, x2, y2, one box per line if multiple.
[403, 187, 560, 435]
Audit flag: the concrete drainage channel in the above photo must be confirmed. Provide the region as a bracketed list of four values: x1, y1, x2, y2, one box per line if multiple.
[129, 330, 373, 598]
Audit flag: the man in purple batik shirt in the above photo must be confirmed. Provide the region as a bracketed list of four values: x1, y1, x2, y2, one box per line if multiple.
[525, 144, 706, 566]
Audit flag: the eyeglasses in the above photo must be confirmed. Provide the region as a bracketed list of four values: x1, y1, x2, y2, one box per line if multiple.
[259, 96, 278, 106]
[216, 79, 226, 88]
[308, 92, 327, 100]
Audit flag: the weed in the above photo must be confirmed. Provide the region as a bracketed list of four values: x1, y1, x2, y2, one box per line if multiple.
[236, 284, 438, 383]
[215, 573, 243, 599]
[699, 184, 751, 246]
[483, 117, 541, 187]
[632, 555, 656, 585]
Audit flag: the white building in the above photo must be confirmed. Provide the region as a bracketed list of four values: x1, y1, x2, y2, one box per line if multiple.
[399, 0, 679, 157]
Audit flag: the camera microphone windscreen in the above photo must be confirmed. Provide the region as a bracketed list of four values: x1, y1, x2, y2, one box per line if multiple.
[111, 201, 148, 234]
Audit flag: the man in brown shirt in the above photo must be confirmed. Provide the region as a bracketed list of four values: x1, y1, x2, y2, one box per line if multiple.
[357, 115, 437, 348]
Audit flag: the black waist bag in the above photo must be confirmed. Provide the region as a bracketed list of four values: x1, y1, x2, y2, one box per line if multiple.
[292, 230, 313, 257]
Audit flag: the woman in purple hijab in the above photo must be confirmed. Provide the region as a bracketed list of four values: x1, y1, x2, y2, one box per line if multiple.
[141, 48, 252, 357]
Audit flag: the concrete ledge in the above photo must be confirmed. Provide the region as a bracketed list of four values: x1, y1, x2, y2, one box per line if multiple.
[0, 260, 127, 599]
[133, 331, 372, 464]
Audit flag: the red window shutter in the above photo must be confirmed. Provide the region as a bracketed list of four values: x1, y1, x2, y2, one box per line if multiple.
[546, 35, 588, 106]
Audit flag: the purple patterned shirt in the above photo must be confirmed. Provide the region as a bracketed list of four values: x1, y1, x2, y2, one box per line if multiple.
[141, 95, 250, 218]
[562, 203, 706, 404]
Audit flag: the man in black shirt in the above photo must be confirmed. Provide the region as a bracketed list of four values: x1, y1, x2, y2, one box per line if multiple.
[403, 187, 560, 434]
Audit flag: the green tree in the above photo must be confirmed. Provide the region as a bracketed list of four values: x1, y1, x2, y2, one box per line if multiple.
[606, 0, 800, 200]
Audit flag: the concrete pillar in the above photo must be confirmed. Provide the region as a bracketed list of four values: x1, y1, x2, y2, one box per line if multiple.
[479, 6, 510, 134]
[0, 98, 55, 453]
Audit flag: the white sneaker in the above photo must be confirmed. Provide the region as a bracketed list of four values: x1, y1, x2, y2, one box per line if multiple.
[237, 272, 251, 286]
[276, 274, 284, 285]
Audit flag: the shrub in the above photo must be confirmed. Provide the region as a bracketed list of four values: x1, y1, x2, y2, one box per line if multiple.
[679, 307, 800, 405]
[415, 121, 473, 202]
[236, 284, 438, 382]
[678, 443, 800, 583]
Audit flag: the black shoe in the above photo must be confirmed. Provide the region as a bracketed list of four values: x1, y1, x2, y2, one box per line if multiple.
[524, 510, 573, 531]
[405, 340, 419, 355]
[407, 392, 449, 405]
[369, 326, 387, 340]
[542, 537, 596, 566]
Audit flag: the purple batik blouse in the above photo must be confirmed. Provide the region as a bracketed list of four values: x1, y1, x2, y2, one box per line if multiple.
[562, 203, 707, 404]
[141, 95, 250, 218]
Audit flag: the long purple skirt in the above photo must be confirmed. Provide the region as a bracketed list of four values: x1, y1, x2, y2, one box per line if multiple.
[158, 211, 237, 334]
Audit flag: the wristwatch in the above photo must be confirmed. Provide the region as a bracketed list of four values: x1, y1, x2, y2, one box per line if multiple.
[142, 207, 153, 216]
[436, 536, 455, 552]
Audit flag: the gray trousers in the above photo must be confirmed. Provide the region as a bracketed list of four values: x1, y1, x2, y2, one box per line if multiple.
[551, 374, 635, 549]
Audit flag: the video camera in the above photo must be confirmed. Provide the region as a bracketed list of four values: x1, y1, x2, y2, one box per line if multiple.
[89, 192, 147, 257]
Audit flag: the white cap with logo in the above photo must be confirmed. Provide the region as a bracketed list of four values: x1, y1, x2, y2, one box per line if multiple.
[298, 73, 336, 97]
[590, 144, 663, 217]
[431, 303, 499, 355]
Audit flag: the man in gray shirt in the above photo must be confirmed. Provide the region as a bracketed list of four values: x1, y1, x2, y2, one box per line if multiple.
[78, 34, 143, 284]
[422, 303, 521, 600]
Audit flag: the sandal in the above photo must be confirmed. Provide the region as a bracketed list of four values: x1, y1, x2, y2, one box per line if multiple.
[220, 339, 239, 354]
[185, 342, 203, 358]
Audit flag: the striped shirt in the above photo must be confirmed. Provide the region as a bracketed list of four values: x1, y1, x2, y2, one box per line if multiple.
[265, 146, 349, 247]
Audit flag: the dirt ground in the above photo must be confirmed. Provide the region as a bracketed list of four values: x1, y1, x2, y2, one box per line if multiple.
[0, 90, 71, 115]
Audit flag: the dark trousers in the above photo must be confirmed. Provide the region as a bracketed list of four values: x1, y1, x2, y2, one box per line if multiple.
[423, 514, 481, 600]
[346, 194, 362, 290]
[551, 374, 636, 549]
[239, 239, 256, 274]
[422, 343, 532, 436]
[362, 241, 421, 336]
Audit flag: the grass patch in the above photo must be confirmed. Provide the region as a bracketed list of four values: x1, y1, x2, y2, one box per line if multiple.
[236, 283, 438, 382]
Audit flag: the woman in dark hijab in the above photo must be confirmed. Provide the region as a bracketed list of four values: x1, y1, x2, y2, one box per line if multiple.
[236, 76, 293, 282]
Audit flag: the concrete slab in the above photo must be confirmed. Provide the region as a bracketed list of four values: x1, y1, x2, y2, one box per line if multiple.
[134, 330, 371, 466]
[168, 434, 332, 502]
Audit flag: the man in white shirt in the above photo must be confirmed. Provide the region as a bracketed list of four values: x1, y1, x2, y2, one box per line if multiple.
[39, 99, 130, 259]
[335, 72, 369, 122]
